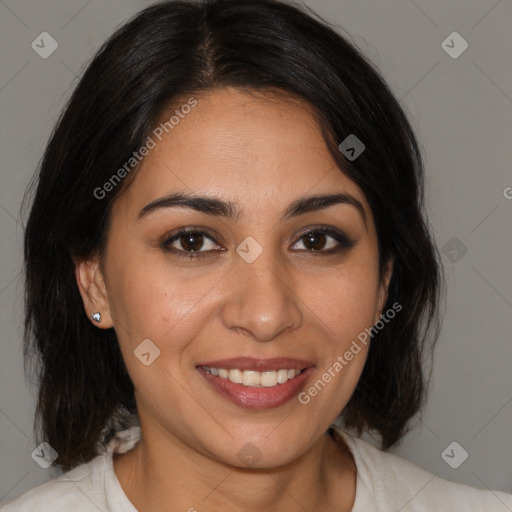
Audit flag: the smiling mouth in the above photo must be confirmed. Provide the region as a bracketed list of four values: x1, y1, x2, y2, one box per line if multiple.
[200, 366, 306, 388]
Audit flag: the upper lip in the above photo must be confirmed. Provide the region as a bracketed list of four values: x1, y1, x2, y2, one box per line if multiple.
[196, 356, 315, 371]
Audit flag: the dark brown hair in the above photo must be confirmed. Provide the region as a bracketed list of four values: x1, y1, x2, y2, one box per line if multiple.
[23, 0, 442, 469]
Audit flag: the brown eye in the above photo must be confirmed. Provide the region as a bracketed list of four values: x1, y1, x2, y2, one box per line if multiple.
[303, 231, 328, 251]
[291, 227, 355, 254]
[178, 232, 206, 252]
[162, 228, 224, 259]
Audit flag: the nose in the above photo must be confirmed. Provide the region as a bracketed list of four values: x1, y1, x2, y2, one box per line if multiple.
[220, 250, 303, 342]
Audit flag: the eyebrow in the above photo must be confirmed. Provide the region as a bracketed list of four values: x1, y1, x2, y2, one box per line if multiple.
[138, 191, 367, 226]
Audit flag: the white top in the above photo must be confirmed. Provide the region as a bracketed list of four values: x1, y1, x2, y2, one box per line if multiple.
[2, 425, 511, 511]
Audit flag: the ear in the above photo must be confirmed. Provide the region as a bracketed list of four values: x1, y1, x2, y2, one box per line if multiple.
[376, 256, 394, 322]
[74, 255, 113, 328]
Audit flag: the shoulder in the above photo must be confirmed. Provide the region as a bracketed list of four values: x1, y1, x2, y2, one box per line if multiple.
[1, 455, 108, 511]
[1, 427, 141, 512]
[332, 426, 512, 512]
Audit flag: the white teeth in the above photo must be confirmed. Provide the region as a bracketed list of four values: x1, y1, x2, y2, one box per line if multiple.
[277, 369, 289, 384]
[228, 369, 243, 384]
[202, 366, 302, 387]
[242, 370, 259, 386]
[261, 370, 277, 387]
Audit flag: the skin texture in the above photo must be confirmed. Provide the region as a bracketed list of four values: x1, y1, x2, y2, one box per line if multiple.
[75, 87, 393, 511]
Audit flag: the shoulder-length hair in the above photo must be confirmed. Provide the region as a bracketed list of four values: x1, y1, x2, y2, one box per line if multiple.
[23, 0, 442, 469]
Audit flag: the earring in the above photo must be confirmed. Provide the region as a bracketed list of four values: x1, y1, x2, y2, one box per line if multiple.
[91, 312, 101, 323]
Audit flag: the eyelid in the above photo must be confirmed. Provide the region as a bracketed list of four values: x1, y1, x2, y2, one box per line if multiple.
[160, 227, 225, 258]
[161, 224, 356, 259]
[162, 226, 224, 245]
[291, 225, 356, 250]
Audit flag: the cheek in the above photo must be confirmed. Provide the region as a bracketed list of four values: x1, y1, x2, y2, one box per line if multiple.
[296, 264, 378, 419]
[300, 254, 381, 343]
[105, 247, 224, 354]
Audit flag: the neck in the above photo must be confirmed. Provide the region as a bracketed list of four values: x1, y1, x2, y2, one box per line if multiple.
[114, 424, 356, 512]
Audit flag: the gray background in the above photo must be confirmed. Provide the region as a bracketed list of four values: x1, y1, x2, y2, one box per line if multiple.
[1, 0, 511, 505]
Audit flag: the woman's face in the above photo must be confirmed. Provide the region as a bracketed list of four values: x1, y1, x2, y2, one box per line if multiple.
[81, 87, 391, 467]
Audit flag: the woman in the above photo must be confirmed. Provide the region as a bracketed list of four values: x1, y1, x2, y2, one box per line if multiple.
[4, 0, 511, 510]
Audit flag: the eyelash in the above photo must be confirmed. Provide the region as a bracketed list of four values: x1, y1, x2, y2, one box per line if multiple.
[161, 226, 355, 260]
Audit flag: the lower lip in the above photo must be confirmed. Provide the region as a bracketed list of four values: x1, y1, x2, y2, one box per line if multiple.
[197, 367, 314, 410]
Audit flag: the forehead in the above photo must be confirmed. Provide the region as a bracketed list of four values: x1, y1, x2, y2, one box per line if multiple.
[115, 88, 369, 218]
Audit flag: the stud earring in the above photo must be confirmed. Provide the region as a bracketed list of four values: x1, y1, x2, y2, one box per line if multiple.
[91, 312, 101, 323]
